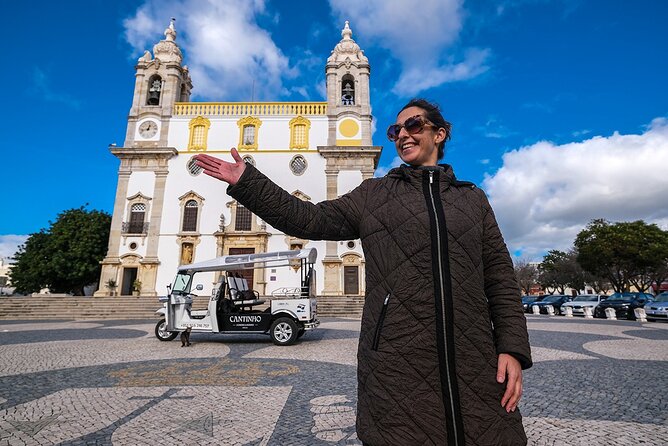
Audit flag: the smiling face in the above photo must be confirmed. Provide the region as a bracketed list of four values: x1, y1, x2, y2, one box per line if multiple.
[394, 106, 446, 166]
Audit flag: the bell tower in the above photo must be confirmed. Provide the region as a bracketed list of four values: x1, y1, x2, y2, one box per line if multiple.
[126, 19, 192, 147]
[95, 19, 192, 297]
[325, 21, 372, 146]
[319, 22, 381, 295]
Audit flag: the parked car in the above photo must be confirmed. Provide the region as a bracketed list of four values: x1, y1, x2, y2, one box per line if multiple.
[645, 292, 668, 322]
[594, 292, 654, 320]
[522, 295, 545, 313]
[561, 294, 606, 316]
[533, 295, 572, 315]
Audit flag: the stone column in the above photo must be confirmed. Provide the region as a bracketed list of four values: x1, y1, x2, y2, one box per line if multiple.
[322, 169, 342, 295]
[140, 170, 169, 296]
[94, 172, 131, 296]
[361, 167, 375, 180]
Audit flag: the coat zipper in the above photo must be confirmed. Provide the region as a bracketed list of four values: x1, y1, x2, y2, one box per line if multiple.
[427, 170, 463, 445]
[372, 293, 391, 351]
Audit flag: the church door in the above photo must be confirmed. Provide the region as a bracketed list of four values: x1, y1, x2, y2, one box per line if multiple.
[344, 266, 359, 295]
[121, 267, 138, 296]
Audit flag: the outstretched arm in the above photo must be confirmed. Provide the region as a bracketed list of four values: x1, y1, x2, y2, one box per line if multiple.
[194, 148, 367, 241]
[193, 148, 246, 185]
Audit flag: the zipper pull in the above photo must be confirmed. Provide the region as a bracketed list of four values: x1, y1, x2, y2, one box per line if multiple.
[383, 293, 391, 305]
[429, 171, 434, 184]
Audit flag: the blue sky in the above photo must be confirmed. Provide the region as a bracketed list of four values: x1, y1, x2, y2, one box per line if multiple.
[2, 0, 667, 261]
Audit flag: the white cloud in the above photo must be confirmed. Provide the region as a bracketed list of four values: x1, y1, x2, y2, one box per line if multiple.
[29, 68, 82, 109]
[123, 0, 294, 100]
[483, 117, 668, 261]
[374, 155, 403, 177]
[329, 0, 489, 96]
[0, 235, 28, 260]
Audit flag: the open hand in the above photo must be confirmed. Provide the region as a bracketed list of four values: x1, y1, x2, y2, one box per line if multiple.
[193, 148, 246, 185]
[497, 353, 523, 412]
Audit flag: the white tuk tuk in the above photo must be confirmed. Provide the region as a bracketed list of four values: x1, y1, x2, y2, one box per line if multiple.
[155, 248, 320, 346]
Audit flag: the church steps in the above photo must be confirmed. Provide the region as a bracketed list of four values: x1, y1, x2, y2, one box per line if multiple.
[0, 295, 364, 319]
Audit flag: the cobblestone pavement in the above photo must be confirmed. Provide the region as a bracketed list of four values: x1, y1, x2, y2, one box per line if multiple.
[0, 316, 666, 445]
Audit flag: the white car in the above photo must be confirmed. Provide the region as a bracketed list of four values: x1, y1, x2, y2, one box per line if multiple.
[645, 292, 668, 322]
[561, 294, 606, 316]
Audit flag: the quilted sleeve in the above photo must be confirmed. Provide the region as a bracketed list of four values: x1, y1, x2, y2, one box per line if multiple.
[226, 163, 367, 241]
[479, 190, 533, 369]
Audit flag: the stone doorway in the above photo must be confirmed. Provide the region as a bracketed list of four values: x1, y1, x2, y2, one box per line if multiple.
[121, 267, 138, 296]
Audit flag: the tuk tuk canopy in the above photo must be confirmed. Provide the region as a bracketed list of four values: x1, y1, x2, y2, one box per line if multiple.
[178, 248, 317, 273]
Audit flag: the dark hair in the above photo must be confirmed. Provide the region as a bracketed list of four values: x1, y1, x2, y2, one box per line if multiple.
[399, 98, 452, 159]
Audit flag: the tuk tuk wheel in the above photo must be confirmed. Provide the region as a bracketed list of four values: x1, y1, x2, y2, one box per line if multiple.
[155, 319, 178, 341]
[270, 317, 298, 346]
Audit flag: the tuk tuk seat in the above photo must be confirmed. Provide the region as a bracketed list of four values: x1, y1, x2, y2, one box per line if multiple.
[228, 274, 265, 309]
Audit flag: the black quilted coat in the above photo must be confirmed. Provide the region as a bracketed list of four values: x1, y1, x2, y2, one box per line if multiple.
[228, 163, 532, 445]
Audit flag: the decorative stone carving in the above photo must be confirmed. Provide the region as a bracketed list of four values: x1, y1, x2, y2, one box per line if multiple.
[327, 21, 369, 66]
[152, 19, 183, 64]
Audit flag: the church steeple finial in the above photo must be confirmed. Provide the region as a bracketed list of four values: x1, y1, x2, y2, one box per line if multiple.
[165, 18, 177, 42]
[327, 21, 368, 65]
[342, 20, 352, 40]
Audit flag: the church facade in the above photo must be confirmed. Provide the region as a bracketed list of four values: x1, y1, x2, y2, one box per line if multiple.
[95, 21, 382, 298]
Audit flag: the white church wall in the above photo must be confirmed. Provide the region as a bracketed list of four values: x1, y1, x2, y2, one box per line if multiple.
[119, 237, 148, 259]
[125, 172, 155, 213]
[337, 170, 363, 196]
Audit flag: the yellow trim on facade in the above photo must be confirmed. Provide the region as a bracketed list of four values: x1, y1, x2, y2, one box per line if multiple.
[289, 116, 311, 149]
[187, 116, 211, 151]
[178, 149, 320, 154]
[336, 139, 362, 146]
[175, 102, 328, 117]
[339, 118, 360, 138]
[236, 116, 263, 150]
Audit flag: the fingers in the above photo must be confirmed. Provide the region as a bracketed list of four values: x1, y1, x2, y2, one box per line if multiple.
[504, 367, 522, 412]
[194, 155, 221, 171]
[230, 147, 243, 163]
[498, 353, 523, 413]
[497, 356, 507, 384]
[193, 148, 246, 185]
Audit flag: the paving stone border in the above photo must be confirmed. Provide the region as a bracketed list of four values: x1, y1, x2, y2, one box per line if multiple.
[0, 317, 666, 445]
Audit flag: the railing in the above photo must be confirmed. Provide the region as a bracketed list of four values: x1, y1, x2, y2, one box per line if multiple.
[174, 102, 328, 117]
[122, 222, 149, 235]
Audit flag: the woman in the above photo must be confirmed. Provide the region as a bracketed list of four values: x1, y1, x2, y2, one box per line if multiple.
[194, 98, 532, 445]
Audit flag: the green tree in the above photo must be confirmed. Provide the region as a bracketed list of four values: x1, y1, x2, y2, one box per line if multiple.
[575, 219, 668, 293]
[538, 250, 571, 294]
[10, 207, 111, 295]
[514, 258, 538, 295]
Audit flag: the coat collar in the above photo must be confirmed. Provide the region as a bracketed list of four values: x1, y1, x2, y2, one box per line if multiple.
[387, 163, 457, 184]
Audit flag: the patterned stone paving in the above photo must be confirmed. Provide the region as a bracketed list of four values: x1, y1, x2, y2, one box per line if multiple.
[0, 315, 666, 445]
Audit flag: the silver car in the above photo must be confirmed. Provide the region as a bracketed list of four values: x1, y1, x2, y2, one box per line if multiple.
[644, 292, 668, 322]
[561, 294, 605, 316]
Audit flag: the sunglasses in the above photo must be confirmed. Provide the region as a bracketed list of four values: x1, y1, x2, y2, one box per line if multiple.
[387, 115, 436, 141]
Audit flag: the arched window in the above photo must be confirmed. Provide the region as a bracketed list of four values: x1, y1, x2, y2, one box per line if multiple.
[147, 75, 162, 105]
[188, 116, 211, 151]
[182, 200, 198, 232]
[129, 203, 146, 234]
[341, 74, 355, 105]
[237, 116, 262, 150]
[244, 126, 255, 145]
[235, 204, 252, 231]
[289, 116, 311, 149]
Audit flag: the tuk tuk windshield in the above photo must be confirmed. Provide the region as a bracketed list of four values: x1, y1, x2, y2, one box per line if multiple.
[171, 273, 191, 295]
